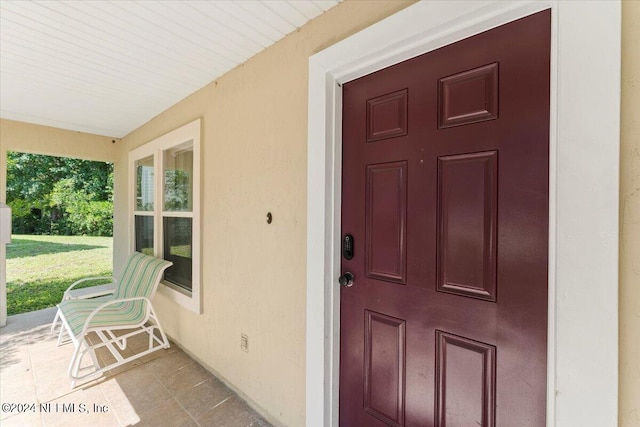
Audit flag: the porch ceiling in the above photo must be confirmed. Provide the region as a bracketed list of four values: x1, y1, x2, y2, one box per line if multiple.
[0, 0, 339, 138]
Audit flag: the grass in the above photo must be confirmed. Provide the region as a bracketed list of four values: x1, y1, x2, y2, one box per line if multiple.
[6, 234, 113, 316]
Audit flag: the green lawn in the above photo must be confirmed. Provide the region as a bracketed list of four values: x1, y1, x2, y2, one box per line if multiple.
[6, 234, 113, 315]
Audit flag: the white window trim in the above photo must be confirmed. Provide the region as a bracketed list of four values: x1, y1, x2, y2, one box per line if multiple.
[128, 119, 201, 314]
[306, 1, 620, 427]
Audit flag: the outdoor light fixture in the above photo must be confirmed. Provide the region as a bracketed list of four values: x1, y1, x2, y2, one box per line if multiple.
[0, 202, 11, 244]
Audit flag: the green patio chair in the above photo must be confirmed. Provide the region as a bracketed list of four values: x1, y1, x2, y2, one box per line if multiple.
[53, 251, 173, 387]
[50, 277, 116, 342]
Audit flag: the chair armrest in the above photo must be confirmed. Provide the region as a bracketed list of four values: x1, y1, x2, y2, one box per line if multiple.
[63, 276, 115, 299]
[80, 296, 151, 337]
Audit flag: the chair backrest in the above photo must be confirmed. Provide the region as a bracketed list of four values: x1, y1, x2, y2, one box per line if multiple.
[114, 252, 173, 300]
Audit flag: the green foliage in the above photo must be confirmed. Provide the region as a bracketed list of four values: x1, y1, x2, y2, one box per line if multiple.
[6, 152, 113, 236]
[6, 235, 113, 315]
[164, 169, 191, 211]
[6, 198, 43, 234]
[69, 200, 114, 236]
[6, 198, 31, 218]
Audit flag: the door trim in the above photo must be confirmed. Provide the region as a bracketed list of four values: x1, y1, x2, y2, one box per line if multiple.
[306, 1, 620, 426]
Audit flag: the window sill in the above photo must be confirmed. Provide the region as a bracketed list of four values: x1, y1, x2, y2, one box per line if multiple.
[158, 280, 201, 314]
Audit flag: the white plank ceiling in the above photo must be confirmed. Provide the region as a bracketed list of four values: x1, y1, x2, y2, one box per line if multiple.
[0, 0, 339, 138]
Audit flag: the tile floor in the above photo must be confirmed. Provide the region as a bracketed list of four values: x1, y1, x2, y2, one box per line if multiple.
[0, 308, 272, 427]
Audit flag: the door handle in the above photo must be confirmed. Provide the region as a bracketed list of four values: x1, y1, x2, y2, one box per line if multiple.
[339, 272, 355, 287]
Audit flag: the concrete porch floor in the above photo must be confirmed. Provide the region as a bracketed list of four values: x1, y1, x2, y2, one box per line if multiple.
[0, 308, 272, 427]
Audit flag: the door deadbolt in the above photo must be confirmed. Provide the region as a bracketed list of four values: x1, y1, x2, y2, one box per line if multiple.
[343, 234, 354, 260]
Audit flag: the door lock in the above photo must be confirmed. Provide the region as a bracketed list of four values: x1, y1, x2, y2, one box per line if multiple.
[342, 234, 354, 260]
[339, 272, 355, 287]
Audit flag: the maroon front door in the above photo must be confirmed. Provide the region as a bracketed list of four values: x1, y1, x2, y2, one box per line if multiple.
[339, 11, 550, 426]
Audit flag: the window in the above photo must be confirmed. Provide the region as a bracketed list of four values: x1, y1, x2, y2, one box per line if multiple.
[135, 155, 154, 255]
[128, 119, 201, 313]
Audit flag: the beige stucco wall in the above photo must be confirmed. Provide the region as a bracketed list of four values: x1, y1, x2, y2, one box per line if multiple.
[620, 1, 640, 426]
[0, 118, 119, 205]
[0, 118, 119, 162]
[114, 2, 414, 426]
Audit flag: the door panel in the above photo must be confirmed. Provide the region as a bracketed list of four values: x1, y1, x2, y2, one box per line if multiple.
[438, 63, 499, 129]
[365, 161, 408, 284]
[340, 10, 550, 427]
[367, 89, 409, 142]
[435, 331, 496, 427]
[364, 310, 406, 427]
[437, 151, 498, 301]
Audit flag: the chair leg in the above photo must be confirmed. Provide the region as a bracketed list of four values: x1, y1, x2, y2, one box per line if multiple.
[68, 341, 83, 386]
[57, 322, 70, 346]
[87, 343, 99, 373]
[50, 309, 60, 335]
[68, 338, 99, 388]
[149, 305, 170, 349]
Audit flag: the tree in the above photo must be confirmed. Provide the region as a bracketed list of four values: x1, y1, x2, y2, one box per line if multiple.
[6, 152, 114, 236]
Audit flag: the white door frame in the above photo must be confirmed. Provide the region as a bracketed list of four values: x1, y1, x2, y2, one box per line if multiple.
[306, 1, 620, 426]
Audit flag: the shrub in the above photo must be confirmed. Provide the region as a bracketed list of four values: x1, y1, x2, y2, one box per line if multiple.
[49, 179, 113, 236]
[69, 200, 113, 236]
